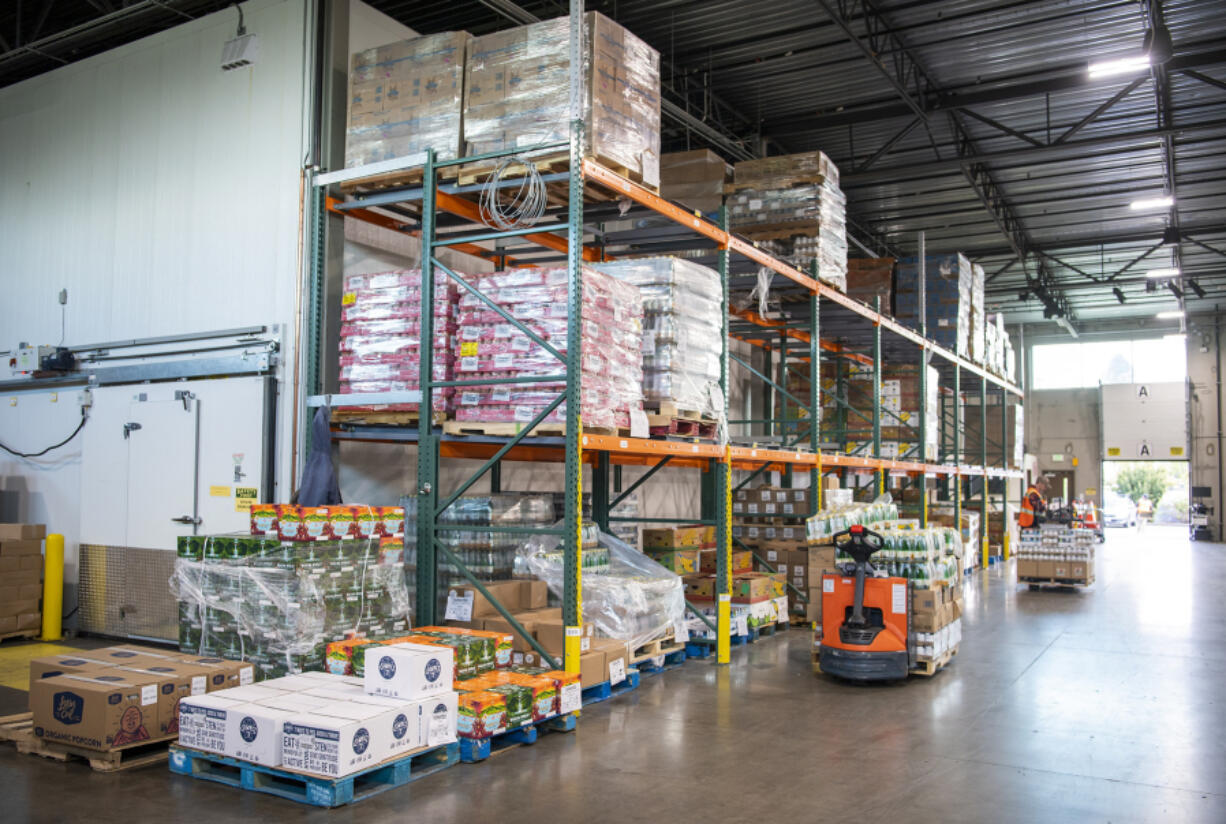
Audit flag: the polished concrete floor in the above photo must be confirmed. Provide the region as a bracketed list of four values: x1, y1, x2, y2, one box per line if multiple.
[2, 524, 1223, 823]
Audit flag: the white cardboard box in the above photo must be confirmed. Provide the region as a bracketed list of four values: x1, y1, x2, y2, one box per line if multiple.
[226, 704, 297, 766]
[178, 694, 244, 754]
[411, 691, 458, 748]
[296, 671, 366, 688]
[254, 694, 333, 712]
[212, 684, 288, 703]
[281, 703, 395, 777]
[259, 675, 329, 692]
[363, 643, 454, 700]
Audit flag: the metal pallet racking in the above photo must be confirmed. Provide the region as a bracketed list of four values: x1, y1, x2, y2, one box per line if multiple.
[301, 3, 1025, 673]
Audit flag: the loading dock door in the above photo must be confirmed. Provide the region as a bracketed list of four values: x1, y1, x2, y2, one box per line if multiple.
[1100, 382, 1188, 461]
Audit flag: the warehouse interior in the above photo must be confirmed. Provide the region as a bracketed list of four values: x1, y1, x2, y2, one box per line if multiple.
[0, 0, 1224, 820]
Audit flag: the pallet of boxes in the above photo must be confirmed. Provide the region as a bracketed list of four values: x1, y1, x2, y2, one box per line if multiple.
[908, 565, 964, 676]
[6, 645, 253, 772]
[732, 486, 813, 630]
[1016, 525, 1095, 588]
[663, 522, 788, 644]
[0, 523, 44, 641]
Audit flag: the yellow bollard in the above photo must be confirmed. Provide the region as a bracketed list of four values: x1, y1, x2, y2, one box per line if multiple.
[42, 533, 64, 641]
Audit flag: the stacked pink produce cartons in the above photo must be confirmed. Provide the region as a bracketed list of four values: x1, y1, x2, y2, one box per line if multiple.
[453, 267, 643, 431]
[339, 271, 459, 414]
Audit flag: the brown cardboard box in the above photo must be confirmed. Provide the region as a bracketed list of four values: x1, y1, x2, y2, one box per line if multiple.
[173, 654, 256, 691]
[117, 662, 212, 737]
[588, 637, 629, 683]
[447, 581, 523, 618]
[1052, 562, 1070, 579]
[534, 615, 592, 656]
[29, 655, 116, 684]
[0, 555, 43, 575]
[0, 616, 15, 633]
[482, 609, 556, 652]
[790, 588, 822, 622]
[19, 555, 41, 572]
[731, 572, 785, 603]
[17, 611, 40, 631]
[1070, 561, 1092, 581]
[519, 579, 549, 610]
[1, 599, 39, 619]
[18, 583, 41, 600]
[0, 524, 45, 540]
[578, 649, 605, 687]
[683, 574, 715, 601]
[697, 550, 753, 574]
[649, 549, 704, 575]
[0, 539, 42, 556]
[660, 149, 730, 214]
[642, 525, 715, 549]
[31, 670, 164, 751]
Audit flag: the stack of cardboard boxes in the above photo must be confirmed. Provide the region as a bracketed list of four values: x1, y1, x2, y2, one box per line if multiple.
[910, 580, 963, 667]
[442, 579, 630, 690]
[895, 253, 976, 359]
[28, 645, 252, 753]
[180, 665, 459, 776]
[1016, 526, 1095, 584]
[846, 257, 895, 312]
[0, 523, 43, 637]
[346, 32, 469, 166]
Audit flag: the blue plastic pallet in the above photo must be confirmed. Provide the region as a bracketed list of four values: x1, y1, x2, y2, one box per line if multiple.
[458, 711, 577, 763]
[684, 641, 714, 659]
[580, 668, 641, 706]
[167, 741, 458, 808]
[634, 647, 687, 675]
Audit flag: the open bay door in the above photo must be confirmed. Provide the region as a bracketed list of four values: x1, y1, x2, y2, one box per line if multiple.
[1100, 382, 1189, 461]
[79, 376, 275, 641]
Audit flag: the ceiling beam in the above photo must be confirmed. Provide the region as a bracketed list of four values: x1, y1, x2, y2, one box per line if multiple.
[764, 45, 1226, 132]
[815, 0, 1074, 321]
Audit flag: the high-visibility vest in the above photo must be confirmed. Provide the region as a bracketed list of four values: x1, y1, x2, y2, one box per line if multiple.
[1019, 485, 1040, 528]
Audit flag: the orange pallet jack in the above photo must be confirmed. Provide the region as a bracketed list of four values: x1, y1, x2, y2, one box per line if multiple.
[818, 525, 909, 681]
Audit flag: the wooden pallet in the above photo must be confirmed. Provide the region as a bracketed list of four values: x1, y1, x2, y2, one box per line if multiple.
[788, 616, 817, 628]
[456, 151, 658, 198]
[0, 713, 171, 772]
[730, 219, 824, 242]
[629, 632, 687, 670]
[169, 741, 459, 808]
[458, 711, 577, 763]
[442, 420, 622, 438]
[723, 174, 831, 194]
[1021, 576, 1095, 589]
[331, 409, 448, 427]
[910, 644, 958, 677]
[338, 162, 460, 193]
[644, 403, 719, 439]
[0, 629, 39, 644]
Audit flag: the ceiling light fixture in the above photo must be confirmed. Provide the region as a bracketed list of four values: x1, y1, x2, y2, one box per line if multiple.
[1167, 282, 1184, 299]
[1187, 280, 1207, 299]
[1130, 195, 1174, 211]
[1146, 267, 1180, 278]
[1088, 54, 1151, 78]
[1113, 287, 1126, 304]
[1156, 310, 1184, 320]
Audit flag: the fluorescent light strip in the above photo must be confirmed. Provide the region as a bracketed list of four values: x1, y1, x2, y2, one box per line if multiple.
[1145, 267, 1180, 278]
[1155, 310, 1185, 319]
[1130, 195, 1174, 211]
[1089, 55, 1151, 78]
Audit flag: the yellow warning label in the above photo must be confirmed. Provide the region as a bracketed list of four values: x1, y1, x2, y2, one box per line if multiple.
[460, 342, 479, 357]
[1170, 446, 1184, 456]
[235, 487, 258, 512]
[342, 292, 356, 306]
[1107, 447, 1121, 457]
[209, 485, 231, 497]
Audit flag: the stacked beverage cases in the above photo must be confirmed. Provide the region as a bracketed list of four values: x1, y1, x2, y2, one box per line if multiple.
[339, 271, 460, 414]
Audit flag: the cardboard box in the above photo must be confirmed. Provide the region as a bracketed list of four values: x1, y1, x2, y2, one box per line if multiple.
[175, 655, 256, 691]
[364, 643, 455, 699]
[447, 580, 523, 618]
[697, 550, 753, 574]
[118, 662, 213, 737]
[0, 539, 42, 556]
[588, 638, 629, 685]
[457, 690, 509, 739]
[649, 549, 703, 575]
[282, 703, 396, 777]
[28, 655, 115, 685]
[731, 572, 786, 604]
[791, 588, 822, 622]
[533, 615, 592, 656]
[0, 524, 45, 541]
[177, 693, 245, 754]
[660, 149, 730, 214]
[482, 609, 557, 653]
[31, 670, 162, 751]
[519, 579, 549, 610]
[642, 525, 715, 549]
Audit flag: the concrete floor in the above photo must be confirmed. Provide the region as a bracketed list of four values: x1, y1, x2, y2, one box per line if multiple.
[2, 524, 1223, 823]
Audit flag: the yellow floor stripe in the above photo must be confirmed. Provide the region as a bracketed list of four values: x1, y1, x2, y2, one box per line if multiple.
[0, 642, 83, 691]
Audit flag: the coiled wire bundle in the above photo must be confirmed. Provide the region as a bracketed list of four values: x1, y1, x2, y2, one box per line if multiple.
[479, 156, 548, 231]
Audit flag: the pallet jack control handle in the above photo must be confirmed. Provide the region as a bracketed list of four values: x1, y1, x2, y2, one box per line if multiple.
[834, 526, 885, 628]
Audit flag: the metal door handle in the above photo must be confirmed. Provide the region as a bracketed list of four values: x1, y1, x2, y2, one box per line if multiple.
[171, 516, 202, 525]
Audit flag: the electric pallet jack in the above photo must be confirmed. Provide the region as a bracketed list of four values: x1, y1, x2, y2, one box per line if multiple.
[818, 524, 909, 681]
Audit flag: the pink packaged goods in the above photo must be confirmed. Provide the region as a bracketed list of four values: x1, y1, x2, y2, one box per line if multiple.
[338, 270, 459, 413]
[453, 267, 644, 431]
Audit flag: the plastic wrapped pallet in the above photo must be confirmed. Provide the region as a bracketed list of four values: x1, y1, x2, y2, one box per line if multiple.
[521, 529, 684, 650]
[544, 491, 640, 549]
[895, 253, 973, 358]
[339, 270, 459, 414]
[969, 263, 986, 364]
[846, 257, 895, 312]
[595, 257, 724, 420]
[733, 150, 839, 189]
[660, 149, 731, 215]
[345, 32, 469, 167]
[173, 534, 411, 678]
[453, 266, 644, 432]
[463, 13, 661, 187]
